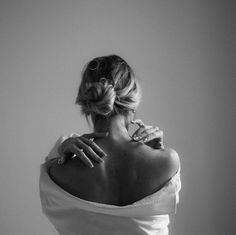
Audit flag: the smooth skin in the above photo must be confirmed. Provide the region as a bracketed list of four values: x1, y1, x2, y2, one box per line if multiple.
[57, 119, 165, 167]
[49, 116, 180, 206]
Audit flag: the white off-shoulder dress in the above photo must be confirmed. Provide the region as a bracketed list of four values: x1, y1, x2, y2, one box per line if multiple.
[39, 134, 181, 235]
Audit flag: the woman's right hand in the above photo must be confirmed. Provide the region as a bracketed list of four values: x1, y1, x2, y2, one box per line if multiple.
[57, 132, 108, 168]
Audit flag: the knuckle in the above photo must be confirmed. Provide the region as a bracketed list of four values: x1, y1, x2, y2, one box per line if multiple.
[75, 150, 82, 157]
[78, 151, 86, 158]
[89, 141, 96, 148]
[87, 146, 93, 152]
[75, 148, 83, 156]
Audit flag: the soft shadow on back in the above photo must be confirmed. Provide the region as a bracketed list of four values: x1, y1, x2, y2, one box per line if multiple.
[49, 137, 170, 206]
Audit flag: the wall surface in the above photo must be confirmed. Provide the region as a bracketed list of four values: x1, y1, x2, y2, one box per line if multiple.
[0, 0, 235, 234]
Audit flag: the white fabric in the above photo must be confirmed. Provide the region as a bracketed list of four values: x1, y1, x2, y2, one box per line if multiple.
[39, 134, 181, 235]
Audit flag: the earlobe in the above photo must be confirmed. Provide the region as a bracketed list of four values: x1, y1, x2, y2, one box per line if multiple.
[131, 110, 136, 123]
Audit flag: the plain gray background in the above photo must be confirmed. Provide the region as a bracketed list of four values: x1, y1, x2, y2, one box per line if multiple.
[0, 0, 235, 234]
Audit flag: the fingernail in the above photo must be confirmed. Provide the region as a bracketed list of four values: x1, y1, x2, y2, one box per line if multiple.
[105, 132, 109, 136]
[144, 137, 148, 142]
[133, 136, 138, 141]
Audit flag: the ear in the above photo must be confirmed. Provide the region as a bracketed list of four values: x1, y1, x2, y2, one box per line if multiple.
[130, 109, 136, 122]
[126, 110, 135, 126]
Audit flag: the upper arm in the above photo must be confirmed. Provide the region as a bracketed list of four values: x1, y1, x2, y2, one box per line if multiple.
[157, 148, 180, 179]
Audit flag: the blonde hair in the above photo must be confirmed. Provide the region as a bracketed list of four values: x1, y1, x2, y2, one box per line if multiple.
[75, 55, 141, 119]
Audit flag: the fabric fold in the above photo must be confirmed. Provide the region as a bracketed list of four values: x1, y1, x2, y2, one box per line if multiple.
[39, 159, 181, 235]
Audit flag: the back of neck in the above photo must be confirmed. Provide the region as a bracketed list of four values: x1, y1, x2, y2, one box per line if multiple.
[93, 114, 131, 141]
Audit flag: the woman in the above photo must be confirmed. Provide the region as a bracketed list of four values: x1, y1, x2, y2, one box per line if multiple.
[39, 55, 181, 235]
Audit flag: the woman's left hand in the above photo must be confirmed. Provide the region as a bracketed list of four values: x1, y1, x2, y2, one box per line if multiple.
[131, 119, 164, 149]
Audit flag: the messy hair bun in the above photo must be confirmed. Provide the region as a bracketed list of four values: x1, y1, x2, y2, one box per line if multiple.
[80, 77, 116, 116]
[76, 55, 141, 118]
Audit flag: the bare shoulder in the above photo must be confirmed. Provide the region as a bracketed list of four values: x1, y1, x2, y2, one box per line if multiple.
[131, 144, 180, 192]
[47, 159, 68, 186]
[48, 158, 81, 189]
[152, 148, 180, 173]
[130, 142, 180, 173]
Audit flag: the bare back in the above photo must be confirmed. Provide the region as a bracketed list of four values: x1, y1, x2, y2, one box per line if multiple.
[49, 137, 179, 206]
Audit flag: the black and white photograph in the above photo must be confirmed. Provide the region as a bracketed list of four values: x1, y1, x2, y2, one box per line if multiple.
[0, 1, 235, 234]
